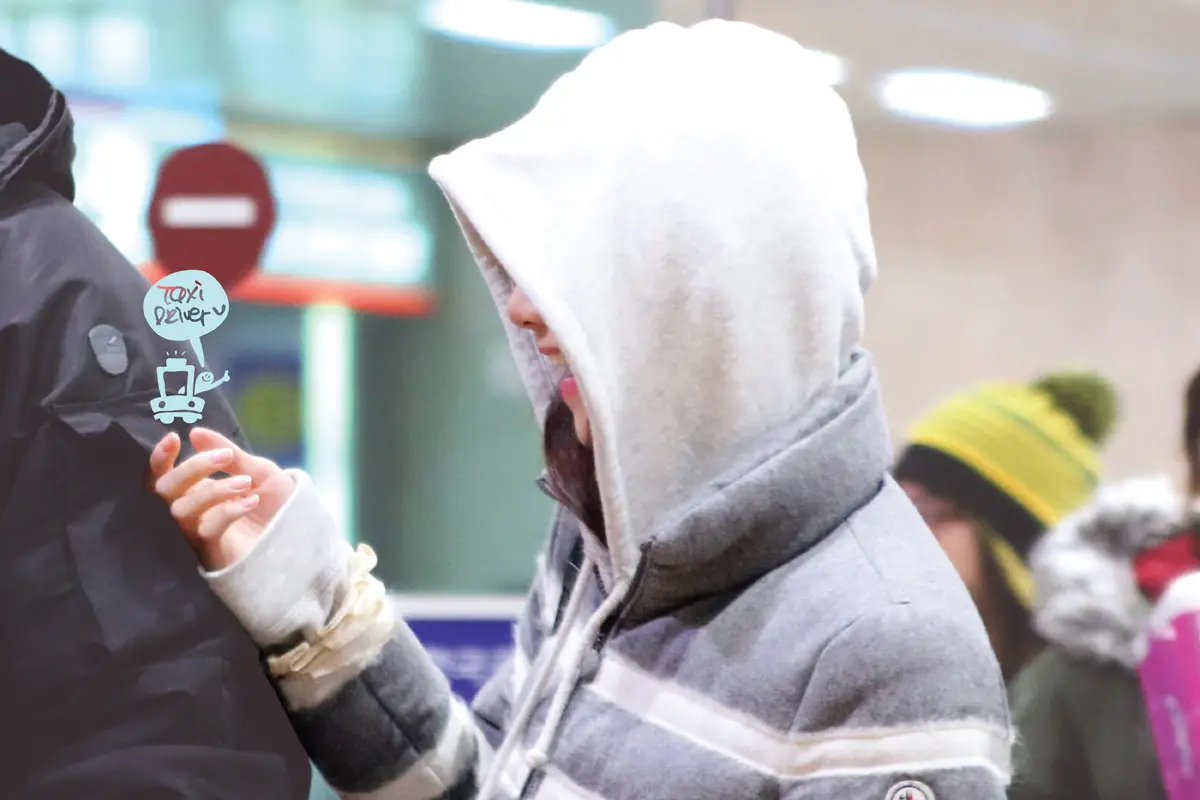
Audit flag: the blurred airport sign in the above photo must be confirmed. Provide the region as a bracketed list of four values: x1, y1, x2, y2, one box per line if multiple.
[148, 141, 277, 290]
[224, 351, 304, 469]
[140, 147, 437, 316]
[394, 594, 526, 703]
[64, 94, 436, 316]
[70, 97, 227, 267]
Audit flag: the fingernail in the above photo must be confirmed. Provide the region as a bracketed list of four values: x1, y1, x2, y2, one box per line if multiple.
[209, 448, 233, 464]
[229, 475, 252, 489]
[241, 494, 260, 510]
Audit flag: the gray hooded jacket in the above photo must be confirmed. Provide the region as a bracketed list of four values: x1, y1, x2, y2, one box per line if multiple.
[203, 20, 1011, 800]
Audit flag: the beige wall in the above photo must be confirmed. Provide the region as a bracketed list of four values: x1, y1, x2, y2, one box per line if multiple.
[857, 119, 1200, 480]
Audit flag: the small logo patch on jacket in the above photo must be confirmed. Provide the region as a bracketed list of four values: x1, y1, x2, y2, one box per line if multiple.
[87, 324, 128, 375]
[886, 780, 934, 800]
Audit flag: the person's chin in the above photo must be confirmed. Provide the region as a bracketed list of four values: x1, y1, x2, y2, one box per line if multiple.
[574, 418, 592, 447]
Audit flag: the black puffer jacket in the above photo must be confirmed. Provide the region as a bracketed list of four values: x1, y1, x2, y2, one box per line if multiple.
[0, 48, 311, 797]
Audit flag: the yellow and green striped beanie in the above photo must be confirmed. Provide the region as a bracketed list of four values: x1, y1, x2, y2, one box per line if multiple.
[893, 370, 1119, 608]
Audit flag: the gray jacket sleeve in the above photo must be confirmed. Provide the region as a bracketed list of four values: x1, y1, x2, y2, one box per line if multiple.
[203, 470, 552, 800]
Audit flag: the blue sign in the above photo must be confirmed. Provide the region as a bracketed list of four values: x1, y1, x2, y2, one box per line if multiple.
[223, 351, 304, 469]
[394, 595, 525, 703]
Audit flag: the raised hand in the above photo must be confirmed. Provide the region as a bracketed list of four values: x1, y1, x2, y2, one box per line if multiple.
[147, 427, 297, 571]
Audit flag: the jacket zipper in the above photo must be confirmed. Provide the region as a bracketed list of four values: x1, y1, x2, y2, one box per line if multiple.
[594, 541, 652, 650]
[535, 472, 652, 651]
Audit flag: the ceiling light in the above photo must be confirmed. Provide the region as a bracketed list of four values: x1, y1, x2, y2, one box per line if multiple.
[0, 17, 15, 51]
[877, 69, 1053, 128]
[423, 0, 614, 51]
[803, 49, 847, 87]
[86, 13, 149, 88]
[25, 15, 77, 85]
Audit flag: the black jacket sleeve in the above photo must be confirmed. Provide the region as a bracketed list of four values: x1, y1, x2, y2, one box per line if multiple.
[0, 183, 311, 797]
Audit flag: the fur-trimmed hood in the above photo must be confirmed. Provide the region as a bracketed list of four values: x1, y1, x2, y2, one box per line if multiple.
[1030, 474, 1197, 668]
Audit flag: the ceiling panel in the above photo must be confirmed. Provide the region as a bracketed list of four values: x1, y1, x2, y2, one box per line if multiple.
[6, 0, 1193, 136]
[423, 0, 656, 140]
[730, 0, 1200, 123]
[0, 0, 658, 141]
[216, 1, 430, 136]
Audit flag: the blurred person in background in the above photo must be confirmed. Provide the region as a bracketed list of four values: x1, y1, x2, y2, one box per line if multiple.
[1007, 366, 1200, 800]
[893, 371, 1119, 683]
[147, 20, 1012, 800]
[0, 49, 310, 797]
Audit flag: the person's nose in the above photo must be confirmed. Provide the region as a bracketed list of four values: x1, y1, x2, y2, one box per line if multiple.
[507, 286, 545, 332]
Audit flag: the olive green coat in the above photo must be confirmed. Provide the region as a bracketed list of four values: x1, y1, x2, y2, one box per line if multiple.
[1008, 647, 1165, 800]
[1007, 477, 1183, 800]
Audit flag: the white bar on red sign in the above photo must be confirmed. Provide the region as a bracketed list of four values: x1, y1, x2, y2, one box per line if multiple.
[161, 195, 257, 228]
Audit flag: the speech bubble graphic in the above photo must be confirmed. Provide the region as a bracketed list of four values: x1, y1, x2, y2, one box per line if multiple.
[143, 269, 229, 368]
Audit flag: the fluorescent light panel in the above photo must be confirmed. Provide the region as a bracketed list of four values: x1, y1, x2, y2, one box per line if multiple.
[423, 0, 614, 50]
[87, 13, 150, 88]
[303, 304, 357, 544]
[877, 69, 1053, 128]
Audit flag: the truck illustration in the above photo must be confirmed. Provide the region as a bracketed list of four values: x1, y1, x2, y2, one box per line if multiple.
[151, 356, 230, 424]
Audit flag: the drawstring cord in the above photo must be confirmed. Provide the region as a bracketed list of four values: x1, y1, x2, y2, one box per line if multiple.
[476, 555, 597, 799]
[525, 576, 630, 770]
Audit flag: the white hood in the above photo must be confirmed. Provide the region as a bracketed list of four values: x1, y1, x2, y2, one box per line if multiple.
[429, 20, 877, 588]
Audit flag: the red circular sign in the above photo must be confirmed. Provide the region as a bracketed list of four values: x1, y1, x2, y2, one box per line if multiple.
[147, 142, 276, 290]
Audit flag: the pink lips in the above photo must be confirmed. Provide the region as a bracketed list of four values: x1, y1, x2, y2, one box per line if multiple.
[560, 376, 579, 400]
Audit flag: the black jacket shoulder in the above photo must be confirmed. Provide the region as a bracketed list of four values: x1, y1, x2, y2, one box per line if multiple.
[0, 48, 310, 798]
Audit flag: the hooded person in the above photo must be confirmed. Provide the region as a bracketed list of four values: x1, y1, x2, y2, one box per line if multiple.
[147, 20, 1011, 800]
[893, 371, 1120, 683]
[1006, 367, 1200, 800]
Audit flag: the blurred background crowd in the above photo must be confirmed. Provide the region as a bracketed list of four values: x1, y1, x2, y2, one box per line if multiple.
[2, 0, 1197, 796]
